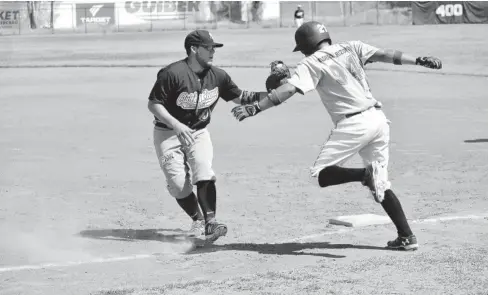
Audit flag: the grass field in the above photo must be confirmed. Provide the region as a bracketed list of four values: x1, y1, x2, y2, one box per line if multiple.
[1, 25, 488, 295]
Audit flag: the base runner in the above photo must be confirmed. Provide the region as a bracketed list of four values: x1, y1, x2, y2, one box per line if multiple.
[231, 21, 442, 251]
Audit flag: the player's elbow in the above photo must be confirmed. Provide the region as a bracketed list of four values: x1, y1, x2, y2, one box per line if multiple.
[147, 100, 154, 111]
[281, 83, 298, 98]
[370, 49, 397, 64]
[147, 100, 161, 114]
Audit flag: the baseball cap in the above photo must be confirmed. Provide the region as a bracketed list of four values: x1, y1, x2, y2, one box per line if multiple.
[184, 30, 223, 49]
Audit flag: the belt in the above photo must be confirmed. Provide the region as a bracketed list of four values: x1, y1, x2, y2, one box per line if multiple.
[154, 121, 205, 131]
[345, 105, 381, 119]
[155, 121, 171, 129]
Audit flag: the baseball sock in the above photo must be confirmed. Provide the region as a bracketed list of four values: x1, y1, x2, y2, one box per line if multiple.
[196, 180, 217, 224]
[381, 189, 413, 237]
[176, 192, 204, 221]
[318, 165, 366, 187]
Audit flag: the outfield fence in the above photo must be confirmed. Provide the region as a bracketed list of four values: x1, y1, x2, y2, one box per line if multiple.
[0, 1, 412, 36]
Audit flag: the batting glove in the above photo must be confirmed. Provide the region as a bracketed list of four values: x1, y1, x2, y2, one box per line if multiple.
[416, 56, 442, 69]
[231, 101, 261, 122]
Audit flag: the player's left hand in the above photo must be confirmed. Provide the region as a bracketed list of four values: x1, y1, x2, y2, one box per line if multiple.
[231, 102, 261, 122]
[266, 60, 292, 93]
[416, 56, 442, 69]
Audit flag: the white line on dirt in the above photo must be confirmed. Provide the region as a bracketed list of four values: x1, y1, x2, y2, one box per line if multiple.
[285, 228, 354, 243]
[0, 254, 152, 273]
[412, 214, 488, 224]
[289, 212, 488, 242]
[0, 213, 486, 273]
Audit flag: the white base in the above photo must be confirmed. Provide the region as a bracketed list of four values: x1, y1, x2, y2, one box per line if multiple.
[329, 214, 391, 227]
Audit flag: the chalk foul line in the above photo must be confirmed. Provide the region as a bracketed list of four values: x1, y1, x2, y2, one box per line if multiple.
[0, 254, 153, 273]
[0, 212, 486, 273]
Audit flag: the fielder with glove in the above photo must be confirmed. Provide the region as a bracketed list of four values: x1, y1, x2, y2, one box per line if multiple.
[233, 60, 292, 121]
[232, 21, 442, 251]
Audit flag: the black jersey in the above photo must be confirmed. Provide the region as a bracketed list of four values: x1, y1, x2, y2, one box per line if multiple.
[294, 8, 304, 19]
[149, 58, 242, 130]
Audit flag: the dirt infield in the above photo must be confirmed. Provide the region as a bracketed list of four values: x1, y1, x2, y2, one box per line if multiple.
[1, 25, 488, 295]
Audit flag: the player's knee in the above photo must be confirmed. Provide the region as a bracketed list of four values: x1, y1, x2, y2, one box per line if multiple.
[318, 166, 331, 187]
[193, 173, 216, 186]
[168, 184, 193, 199]
[167, 176, 193, 199]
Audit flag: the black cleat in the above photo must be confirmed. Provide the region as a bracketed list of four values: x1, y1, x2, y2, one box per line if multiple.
[205, 221, 227, 243]
[386, 235, 419, 251]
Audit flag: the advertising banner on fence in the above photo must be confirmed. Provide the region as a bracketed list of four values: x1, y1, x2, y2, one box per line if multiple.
[1, 0, 282, 33]
[75, 2, 115, 26]
[0, 1, 29, 34]
[412, 1, 488, 25]
[116, 1, 279, 26]
[118, 1, 200, 25]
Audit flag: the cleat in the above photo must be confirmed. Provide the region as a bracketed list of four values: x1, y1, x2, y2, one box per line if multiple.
[188, 220, 205, 237]
[363, 161, 387, 203]
[205, 221, 227, 243]
[386, 235, 419, 251]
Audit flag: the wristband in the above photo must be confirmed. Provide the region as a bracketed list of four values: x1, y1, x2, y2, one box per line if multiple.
[393, 50, 403, 65]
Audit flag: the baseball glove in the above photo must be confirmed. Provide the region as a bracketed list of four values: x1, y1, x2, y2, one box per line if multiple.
[265, 60, 292, 93]
[416, 56, 442, 69]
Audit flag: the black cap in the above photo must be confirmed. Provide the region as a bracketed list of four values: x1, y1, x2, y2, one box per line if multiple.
[184, 30, 223, 49]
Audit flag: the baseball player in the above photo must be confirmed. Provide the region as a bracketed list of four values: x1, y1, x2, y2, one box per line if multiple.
[231, 21, 442, 251]
[294, 5, 305, 27]
[147, 30, 268, 243]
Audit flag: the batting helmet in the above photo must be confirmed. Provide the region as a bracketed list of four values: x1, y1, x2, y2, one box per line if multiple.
[293, 21, 331, 55]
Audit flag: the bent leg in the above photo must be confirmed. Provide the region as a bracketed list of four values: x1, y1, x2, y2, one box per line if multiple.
[154, 127, 203, 221]
[186, 129, 218, 222]
[318, 166, 366, 187]
[312, 116, 377, 187]
[185, 129, 227, 241]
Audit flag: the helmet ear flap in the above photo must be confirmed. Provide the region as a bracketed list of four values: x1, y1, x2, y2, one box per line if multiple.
[302, 39, 332, 56]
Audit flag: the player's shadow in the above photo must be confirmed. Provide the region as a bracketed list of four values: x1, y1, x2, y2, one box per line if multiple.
[77, 228, 194, 244]
[464, 138, 488, 143]
[187, 241, 388, 258]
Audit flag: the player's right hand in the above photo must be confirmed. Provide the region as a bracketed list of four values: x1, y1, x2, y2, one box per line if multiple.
[231, 101, 261, 122]
[173, 122, 195, 146]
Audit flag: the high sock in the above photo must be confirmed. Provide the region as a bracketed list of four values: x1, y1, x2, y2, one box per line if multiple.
[176, 192, 204, 221]
[381, 189, 413, 237]
[318, 165, 366, 187]
[196, 180, 217, 223]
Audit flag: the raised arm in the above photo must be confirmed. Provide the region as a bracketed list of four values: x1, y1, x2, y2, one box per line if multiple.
[366, 47, 442, 69]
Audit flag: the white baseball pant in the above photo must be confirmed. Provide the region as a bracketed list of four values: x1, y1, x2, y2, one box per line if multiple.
[153, 127, 216, 199]
[310, 107, 391, 190]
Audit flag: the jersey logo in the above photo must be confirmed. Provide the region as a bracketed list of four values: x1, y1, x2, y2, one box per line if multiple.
[176, 87, 219, 110]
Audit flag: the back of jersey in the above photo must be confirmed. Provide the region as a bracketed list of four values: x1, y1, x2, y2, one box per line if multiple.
[287, 40, 380, 124]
